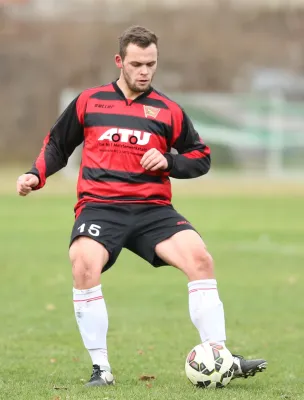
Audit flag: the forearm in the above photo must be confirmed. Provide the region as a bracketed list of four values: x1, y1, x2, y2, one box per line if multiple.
[27, 135, 70, 189]
[164, 152, 211, 179]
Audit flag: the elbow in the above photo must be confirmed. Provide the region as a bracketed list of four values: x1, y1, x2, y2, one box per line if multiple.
[203, 155, 211, 175]
[197, 154, 211, 176]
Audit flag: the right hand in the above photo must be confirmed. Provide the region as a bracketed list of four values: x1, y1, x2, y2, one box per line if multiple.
[16, 174, 39, 196]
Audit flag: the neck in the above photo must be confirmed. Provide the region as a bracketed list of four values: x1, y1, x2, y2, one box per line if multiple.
[116, 77, 144, 100]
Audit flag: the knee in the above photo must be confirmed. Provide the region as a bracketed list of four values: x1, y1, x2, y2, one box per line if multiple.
[194, 249, 214, 275]
[186, 248, 214, 280]
[71, 253, 94, 288]
[69, 241, 102, 289]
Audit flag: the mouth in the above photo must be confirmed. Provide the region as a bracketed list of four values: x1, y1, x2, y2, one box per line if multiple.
[138, 79, 149, 84]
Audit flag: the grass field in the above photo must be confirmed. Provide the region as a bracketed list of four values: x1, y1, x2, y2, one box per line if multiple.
[1, 178, 304, 400]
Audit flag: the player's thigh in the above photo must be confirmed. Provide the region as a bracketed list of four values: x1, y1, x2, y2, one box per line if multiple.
[126, 205, 204, 267]
[155, 229, 210, 270]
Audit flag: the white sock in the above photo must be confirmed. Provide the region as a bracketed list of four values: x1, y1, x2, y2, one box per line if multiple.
[73, 284, 110, 369]
[188, 279, 226, 344]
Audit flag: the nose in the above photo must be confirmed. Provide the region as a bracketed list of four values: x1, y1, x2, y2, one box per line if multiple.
[140, 65, 148, 75]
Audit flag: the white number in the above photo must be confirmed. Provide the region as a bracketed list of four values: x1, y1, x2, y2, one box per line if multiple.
[88, 224, 101, 237]
[77, 223, 101, 237]
[78, 223, 86, 233]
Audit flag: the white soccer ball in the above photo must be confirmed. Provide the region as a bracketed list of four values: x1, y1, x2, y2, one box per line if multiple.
[185, 342, 234, 388]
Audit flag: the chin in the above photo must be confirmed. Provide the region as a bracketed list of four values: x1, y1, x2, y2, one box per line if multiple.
[137, 84, 150, 92]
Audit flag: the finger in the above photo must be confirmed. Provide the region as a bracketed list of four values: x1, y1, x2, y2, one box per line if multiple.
[150, 160, 167, 171]
[17, 183, 25, 192]
[18, 175, 29, 184]
[20, 184, 32, 191]
[142, 151, 163, 169]
[140, 148, 157, 165]
[20, 185, 32, 193]
[142, 154, 160, 169]
[144, 157, 162, 171]
[141, 155, 157, 169]
[17, 180, 24, 189]
[140, 153, 152, 166]
[27, 177, 38, 187]
[18, 189, 28, 196]
[17, 175, 25, 182]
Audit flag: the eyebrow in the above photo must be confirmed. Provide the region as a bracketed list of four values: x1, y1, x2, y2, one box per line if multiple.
[130, 61, 156, 65]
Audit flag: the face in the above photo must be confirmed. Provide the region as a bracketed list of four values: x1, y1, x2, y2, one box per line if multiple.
[115, 43, 158, 93]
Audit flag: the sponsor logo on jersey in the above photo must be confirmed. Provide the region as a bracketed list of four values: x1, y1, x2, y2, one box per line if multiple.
[98, 128, 151, 145]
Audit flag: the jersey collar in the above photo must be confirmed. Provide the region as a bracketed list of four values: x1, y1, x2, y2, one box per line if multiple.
[112, 80, 153, 103]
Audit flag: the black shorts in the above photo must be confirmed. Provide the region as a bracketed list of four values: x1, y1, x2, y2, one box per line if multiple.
[70, 202, 197, 272]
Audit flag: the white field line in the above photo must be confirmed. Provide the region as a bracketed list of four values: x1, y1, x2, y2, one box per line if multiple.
[221, 238, 304, 256]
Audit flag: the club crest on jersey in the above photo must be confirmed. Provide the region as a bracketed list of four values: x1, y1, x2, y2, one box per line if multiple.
[143, 105, 160, 119]
[98, 128, 151, 145]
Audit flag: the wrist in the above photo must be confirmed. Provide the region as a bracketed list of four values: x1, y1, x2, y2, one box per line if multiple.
[163, 153, 174, 172]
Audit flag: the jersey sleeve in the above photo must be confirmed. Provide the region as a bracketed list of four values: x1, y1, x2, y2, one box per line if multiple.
[26, 93, 87, 189]
[164, 109, 211, 179]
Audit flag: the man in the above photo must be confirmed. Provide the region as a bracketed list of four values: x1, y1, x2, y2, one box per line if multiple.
[16, 25, 267, 387]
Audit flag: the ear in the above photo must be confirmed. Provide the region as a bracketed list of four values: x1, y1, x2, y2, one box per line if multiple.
[115, 54, 123, 69]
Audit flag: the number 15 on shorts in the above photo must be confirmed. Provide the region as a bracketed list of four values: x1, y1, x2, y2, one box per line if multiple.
[78, 223, 101, 237]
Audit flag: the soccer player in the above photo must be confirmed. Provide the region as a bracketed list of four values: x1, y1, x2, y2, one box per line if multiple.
[16, 25, 267, 387]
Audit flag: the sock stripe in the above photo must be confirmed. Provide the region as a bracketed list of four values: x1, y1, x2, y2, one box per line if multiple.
[73, 296, 104, 303]
[87, 296, 103, 303]
[189, 288, 217, 294]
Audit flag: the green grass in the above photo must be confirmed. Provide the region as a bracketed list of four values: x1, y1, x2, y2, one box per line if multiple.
[0, 193, 303, 400]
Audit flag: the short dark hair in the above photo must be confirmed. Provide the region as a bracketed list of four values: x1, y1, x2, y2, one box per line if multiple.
[119, 25, 158, 60]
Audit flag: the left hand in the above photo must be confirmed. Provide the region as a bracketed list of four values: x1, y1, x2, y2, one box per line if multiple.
[140, 148, 168, 171]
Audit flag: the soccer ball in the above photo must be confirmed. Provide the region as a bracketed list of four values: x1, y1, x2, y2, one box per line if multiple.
[185, 342, 234, 388]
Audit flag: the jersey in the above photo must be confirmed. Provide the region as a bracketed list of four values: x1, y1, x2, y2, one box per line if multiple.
[27, 81, 211, 214]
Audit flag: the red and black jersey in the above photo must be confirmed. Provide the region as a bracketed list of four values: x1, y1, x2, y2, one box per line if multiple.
[28, 81, 211, 213]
